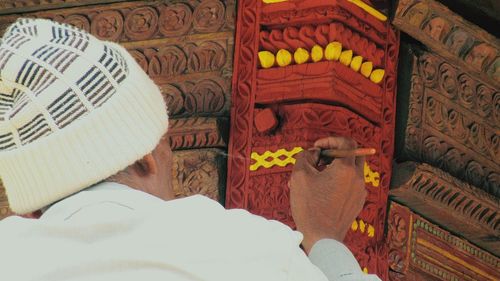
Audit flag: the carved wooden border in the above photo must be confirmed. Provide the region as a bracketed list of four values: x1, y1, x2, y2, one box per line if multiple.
[0, 0, 127, 15]
[393, 0, 499, 88]
[0, 1, 236, 120]
[388, 202, 500, 281]
[225, 0, 259, 209]
[0, 1, 234, 43]
[390, 162, 500, 256]
[168, 117, 227, 150]
[403, 49, 499, 196]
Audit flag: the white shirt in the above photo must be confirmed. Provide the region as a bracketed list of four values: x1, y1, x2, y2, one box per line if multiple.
[0, 182, 380, 281]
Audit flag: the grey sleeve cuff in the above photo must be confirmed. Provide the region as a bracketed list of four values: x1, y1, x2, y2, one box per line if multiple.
[308, 239, 381, 281]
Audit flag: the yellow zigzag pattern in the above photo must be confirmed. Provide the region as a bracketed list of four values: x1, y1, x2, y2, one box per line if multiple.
[364, 162, 380, 187]
[250, 147, 381, 187]
[249, 147, 304, 171]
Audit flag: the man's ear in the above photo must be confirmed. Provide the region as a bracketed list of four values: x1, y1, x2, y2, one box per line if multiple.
[132, 153, 158, 177]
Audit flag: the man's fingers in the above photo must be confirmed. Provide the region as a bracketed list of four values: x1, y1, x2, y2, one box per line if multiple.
[355, 155, 366, 178]
[293, 149, 320, 174]
[314, 136, 358, 150]
[317, 137, 357, 167]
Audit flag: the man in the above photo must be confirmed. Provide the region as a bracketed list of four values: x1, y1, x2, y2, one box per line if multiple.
[0, 18, 380, 280]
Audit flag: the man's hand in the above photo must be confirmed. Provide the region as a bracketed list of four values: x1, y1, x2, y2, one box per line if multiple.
[289, 137, 367, 254]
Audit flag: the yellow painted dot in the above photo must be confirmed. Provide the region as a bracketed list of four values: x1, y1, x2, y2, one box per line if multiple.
[324, 42, 342, 61]
[258, 51, 275, 69]
[350, 55, 363, 72]
[370, 69, 385, 84]
[360, 61, 373, 78]
[339, 50, 353, 66]
[276, 49, 292, 67]
[367, 225, 375, 237]
[311, 45, 324, 62]
[351, 220, 358, 231]
[359, 220, 366, 233]
[363, 267, 368, 274]
[294, 47, 309, 64]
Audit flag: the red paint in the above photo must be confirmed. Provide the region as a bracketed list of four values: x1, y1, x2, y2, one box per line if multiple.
[228, 0, 399, 279]
[254, 108, 279, 134]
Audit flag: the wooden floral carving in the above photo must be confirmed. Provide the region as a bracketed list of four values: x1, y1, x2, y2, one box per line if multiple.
[399, 49, 499, 196]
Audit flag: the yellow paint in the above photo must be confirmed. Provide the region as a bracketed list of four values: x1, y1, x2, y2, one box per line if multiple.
[294, 47, 309, 64]
[258, 51, 275, 69]
[311, 45, 324, 62]
[370, 69, 385, 84]
[324, 42, 342, 61]
[262, 0, 288, 3]
[339, 50, 353, 66]
[405, 215, 413, 271]
[359, 219, 366, 233]
[363, 267, 368, 274]
[367, 224, 375, 237]
[259, 42, 382, 84]
[364, 162, 380, 187]
[251, 147, 380, 187]
[347, 0, 387, 21]
[250, 147, 304, 171]
[419, 254, 477, 281]
[351, 220, 358, 231]
[350, 55, 363, 72]
[276, 49, 292, 67]
[417, 238, 497, 280]
[360, 61, 373, 78]
[352, 219, 375, 238]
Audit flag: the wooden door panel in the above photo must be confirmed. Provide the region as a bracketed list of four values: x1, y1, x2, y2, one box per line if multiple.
[227, 0, 399, 278]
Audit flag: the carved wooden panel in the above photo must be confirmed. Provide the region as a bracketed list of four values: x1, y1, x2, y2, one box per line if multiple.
[0, 0, 235, 119]
[397, 47, 499, 197]
[172, 149, 225, 201]
[227, 0, 399, 277]
[0, 1, 129, 15]
[393, 0, 500, 88]
[388, 202, 500, 281]
[390, 162, 500, 256]
[168, 117, 227, 150]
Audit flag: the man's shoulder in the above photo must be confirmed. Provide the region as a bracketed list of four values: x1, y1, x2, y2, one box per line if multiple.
[0, 216, 33, 241]
[171, 196, 296, 239]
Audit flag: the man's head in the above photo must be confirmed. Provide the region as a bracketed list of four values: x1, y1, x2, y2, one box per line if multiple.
[108, 134, 175, 201]
[0, 18, 171, 214]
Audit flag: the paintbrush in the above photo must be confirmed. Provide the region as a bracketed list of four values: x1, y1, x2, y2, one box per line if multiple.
[319, 148, 376, 158]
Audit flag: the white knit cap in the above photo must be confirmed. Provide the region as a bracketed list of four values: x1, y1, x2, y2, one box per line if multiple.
[0, 18, 168, 214]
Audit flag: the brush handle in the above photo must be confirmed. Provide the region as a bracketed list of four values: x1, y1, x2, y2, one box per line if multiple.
[320, 148, 376, 158]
